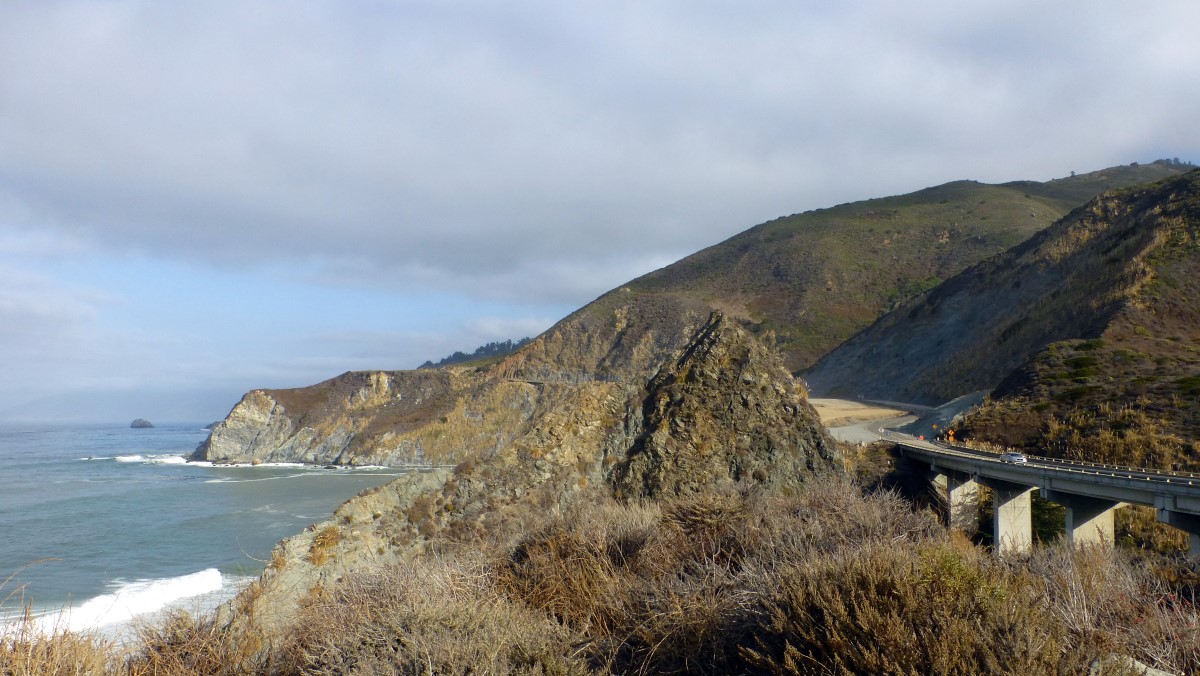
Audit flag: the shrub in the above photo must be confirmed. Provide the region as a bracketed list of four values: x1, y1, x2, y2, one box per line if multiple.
[0, 617, 115, 675]
[306, 526, 342, 565]
[279, 558, 586, 675]
[127, 610, 262, 676]
[739, 540, 1094, 675]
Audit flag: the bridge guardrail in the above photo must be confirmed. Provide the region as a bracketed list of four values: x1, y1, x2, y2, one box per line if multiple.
[891, 438, 1200, 489]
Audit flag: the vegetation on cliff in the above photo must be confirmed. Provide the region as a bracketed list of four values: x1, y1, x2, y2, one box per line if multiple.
[7, 479, 1198, 674]
[963, 171, 1200, 470]
[417, 337, 532, 370]
[808, 170, 1200, 469]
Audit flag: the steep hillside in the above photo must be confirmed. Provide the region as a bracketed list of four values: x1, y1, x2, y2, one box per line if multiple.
[807, 170, 1200, 467]
[195, 162, 1186, 467]
[621, 161, 1186, 371]
[220, 313, 838, 639]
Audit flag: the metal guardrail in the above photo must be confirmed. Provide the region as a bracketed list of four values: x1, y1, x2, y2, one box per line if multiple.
[890, 435, 1200, 491]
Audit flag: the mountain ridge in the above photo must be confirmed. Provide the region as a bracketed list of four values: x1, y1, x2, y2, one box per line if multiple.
[194, 161, 1190, 467]
[806, 169, 1200, 467]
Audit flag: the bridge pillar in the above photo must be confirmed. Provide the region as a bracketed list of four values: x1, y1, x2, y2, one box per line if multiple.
[946, 471, 980, 534]
[1157, 510, 1200, 557]
[1044, 490, 1118, 547]
[985, 480, 1033, 554]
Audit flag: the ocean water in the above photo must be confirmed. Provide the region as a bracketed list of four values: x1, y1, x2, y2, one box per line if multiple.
[0, 422, 415, 634]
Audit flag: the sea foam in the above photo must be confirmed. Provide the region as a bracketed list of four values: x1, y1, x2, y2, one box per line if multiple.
[16, 568, 226, 635]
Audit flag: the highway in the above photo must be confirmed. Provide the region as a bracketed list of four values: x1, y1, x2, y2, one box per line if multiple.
[885, 430, 1200, 489]
[882, 428, 1200, 553]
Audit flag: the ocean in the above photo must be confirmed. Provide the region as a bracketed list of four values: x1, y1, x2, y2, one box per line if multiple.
[0, 422, 415, 635]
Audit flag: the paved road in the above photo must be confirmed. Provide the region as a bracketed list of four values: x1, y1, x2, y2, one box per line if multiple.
[886, 429, 1200, 490]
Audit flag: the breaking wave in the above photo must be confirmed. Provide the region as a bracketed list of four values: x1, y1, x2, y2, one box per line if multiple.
[4, 568, 232, 635]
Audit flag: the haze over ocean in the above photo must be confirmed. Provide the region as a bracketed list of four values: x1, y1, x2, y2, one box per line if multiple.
[0, 423, 413, 633]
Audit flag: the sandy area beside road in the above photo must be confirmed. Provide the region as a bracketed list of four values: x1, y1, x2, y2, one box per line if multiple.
[809, 398, 907, 427]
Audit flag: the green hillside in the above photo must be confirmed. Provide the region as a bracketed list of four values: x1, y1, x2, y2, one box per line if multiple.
[960, 171, 1200, 468]
[803, 169, 1200, 469]
[618, 161, 1186, 371]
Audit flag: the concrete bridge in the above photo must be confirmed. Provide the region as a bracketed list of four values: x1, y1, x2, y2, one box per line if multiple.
[888, 432, 1200, 554]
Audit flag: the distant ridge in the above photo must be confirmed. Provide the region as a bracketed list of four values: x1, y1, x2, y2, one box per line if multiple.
[806, 169, 1200, 468]
[198, 161, 1192, 468]
[418, 338, 532, 369]
[604, 161, 1188, 372]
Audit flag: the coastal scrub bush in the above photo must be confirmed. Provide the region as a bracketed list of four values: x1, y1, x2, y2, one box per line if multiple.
[126, 610, 261, 676]
[306, 526, 342, 566]
[739, 539, 1098, 675]
[0, 616, 115, 675]
[279, 556, 587, 675]
[1026, 545, 1200, 673]
[21, 475, 1195, 674]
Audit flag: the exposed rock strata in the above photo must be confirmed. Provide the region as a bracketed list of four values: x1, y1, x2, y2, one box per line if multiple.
[612, 313, 838, 498]
[220, 313, 839, 639]
[805, 170, 1200, 406]
[193, 298, 711, 466]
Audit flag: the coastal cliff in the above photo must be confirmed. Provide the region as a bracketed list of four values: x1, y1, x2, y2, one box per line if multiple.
[193, 296, 712, 466]
[220, 313, 839, 638]
[194, 163, 1193, 468]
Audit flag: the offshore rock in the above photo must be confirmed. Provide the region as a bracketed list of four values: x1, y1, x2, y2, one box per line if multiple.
[130, 418, 154, 429]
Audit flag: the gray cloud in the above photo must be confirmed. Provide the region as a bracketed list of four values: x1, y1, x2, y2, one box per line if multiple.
[1, 1, 1199, 418]
[4, 1, 1195, 307]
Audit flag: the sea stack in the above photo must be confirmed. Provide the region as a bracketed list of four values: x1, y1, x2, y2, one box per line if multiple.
[130, 418, 154, 429]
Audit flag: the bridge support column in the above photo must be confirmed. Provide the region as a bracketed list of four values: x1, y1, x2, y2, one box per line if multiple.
[985, 480, 1033, 554]
[1157, 510, 1200, 557]
[1043, 490, 1118, 547]
[946, 471, 980, 534]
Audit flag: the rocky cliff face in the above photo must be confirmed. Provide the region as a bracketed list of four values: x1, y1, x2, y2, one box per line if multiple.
[805, 171, 1200, 406]
[196, 164, 1189, 468]
[220, 313, 839, 638]
[193, 296, 713, 466]
[611, 313, 837, 498]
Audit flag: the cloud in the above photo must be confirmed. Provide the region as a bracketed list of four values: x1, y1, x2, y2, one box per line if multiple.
[0, 268, 103, 353]
[1, 1, 1198, 419]
[4, 0, 1195, 310]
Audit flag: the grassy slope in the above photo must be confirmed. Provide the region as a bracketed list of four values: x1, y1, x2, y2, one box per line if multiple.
[960, 170, 1200, 468]
[800, 169, 1200, 468]
[617, 162, 1185, 372]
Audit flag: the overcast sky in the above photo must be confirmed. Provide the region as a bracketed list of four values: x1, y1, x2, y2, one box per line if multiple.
[1, 1, 1198, 422]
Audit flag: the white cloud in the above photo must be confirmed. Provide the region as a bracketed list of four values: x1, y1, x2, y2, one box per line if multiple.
[3, 0, 1194, 306]
[0, 0, 1198, 416]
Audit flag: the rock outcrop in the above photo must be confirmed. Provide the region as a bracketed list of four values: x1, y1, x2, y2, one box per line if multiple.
[612, 313, 837, 498]
[192, 297, 712, 466]
[195, 163, 1193, 468]
[130, 418, 153, 428]
[220, 313, 839, 638]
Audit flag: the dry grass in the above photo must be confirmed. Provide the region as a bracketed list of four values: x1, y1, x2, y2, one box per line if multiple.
[125, 610, 261, 676]
[5, 477, 1199, 674]
[0, 613, 114, 675]
[278, 555, 587, 675]
[305, 525, 342, 565]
